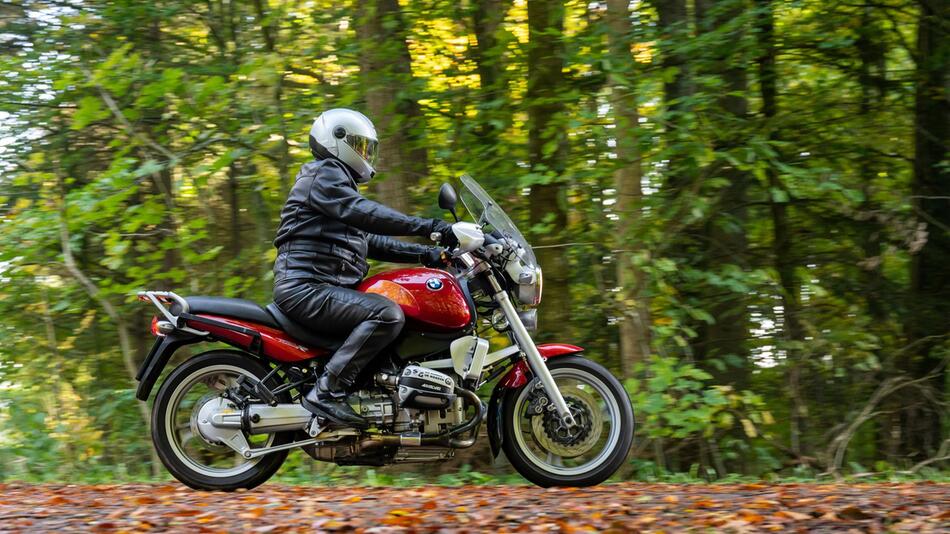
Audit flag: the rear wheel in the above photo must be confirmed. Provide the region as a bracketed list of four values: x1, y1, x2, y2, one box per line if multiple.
[500, 355, 634, 487]
[151, 350, 292, 491]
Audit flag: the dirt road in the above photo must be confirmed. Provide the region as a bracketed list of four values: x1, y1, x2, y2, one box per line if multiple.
[0, 482, 947, 532]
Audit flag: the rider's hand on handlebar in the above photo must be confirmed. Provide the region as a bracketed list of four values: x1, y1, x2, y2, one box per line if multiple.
[421, 247, 449, 268]
[430, 220, 459, 249]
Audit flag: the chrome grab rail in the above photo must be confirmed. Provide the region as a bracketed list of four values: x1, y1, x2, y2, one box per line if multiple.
[137, 290, 209, 336]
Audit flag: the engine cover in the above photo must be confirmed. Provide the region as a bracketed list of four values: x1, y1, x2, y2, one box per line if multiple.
[397, 365, 456, 409]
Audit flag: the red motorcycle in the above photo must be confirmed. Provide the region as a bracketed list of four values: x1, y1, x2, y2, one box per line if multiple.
[136, 175, 634, 490]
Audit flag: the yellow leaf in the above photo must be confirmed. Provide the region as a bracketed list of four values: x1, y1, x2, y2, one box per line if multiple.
[741, 418, 758, 438]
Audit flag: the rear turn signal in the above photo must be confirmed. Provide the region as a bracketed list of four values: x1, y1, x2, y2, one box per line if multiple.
[150, 316, 163, 336]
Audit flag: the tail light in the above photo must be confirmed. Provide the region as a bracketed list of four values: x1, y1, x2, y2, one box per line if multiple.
[150, 316, 163, 336]
[150, 316, 175, 336]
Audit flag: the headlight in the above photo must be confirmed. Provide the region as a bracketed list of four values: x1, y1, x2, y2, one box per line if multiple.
[516, 267, 542, 306]
[536, 267, 542, 304]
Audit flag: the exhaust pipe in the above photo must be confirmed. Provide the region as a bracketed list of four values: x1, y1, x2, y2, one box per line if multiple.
[213, 387, 485, 446]
[244, 404, 313, 434]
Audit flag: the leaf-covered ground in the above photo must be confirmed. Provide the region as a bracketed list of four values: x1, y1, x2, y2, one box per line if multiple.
[0, 482, 947, 532]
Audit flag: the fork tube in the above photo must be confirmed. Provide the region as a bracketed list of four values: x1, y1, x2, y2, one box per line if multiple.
[489, 276, 576, 426]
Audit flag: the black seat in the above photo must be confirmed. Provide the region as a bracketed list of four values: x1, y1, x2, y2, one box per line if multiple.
[172, 296, 280, 329]
[265, 303, 345, 351]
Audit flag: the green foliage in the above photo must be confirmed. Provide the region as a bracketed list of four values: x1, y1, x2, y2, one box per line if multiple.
[0, 0, 946, 483]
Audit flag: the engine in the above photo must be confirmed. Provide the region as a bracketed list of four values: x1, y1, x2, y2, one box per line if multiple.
[396, 365, 457, 409]
[306, 366, 466, 464]
[353, 365, 462, 434]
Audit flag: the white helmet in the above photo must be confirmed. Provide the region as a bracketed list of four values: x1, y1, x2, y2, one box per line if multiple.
[309, 108, 379, 184]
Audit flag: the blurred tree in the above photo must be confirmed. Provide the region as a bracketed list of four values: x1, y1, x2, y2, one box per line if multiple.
[357, 0, 427, 213]
[526, 0, 571, 340]
[605, 0, 651, 376]
[0, 0, 946, 480]
[905, 0, 949, 462]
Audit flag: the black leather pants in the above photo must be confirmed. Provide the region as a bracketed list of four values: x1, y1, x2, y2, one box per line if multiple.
[273, 279, 405, 387]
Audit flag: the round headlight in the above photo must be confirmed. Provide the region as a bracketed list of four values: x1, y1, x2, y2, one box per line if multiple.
[516, 267, 543, 306]
[535, 267, 542, 305]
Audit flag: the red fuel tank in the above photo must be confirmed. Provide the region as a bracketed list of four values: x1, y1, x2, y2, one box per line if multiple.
[357, 268, 472, 332]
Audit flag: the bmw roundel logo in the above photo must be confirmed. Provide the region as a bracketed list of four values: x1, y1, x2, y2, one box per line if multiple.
[425, 278, 443, 291]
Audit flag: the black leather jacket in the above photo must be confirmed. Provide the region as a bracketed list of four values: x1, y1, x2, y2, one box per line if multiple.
[273, 158, 444, 287]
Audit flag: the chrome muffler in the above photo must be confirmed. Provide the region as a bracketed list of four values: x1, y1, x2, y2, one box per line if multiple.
[205, 402, 313, 434]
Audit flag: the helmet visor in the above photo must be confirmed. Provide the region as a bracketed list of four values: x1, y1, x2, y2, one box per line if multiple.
[345, 134, 379, 166]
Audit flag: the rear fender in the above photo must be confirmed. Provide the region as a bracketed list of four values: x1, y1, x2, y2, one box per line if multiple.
[487, 343, 583, 458]
[134, 332, 204, 401]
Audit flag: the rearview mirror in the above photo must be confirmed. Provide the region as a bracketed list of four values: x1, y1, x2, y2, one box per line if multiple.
[438, 183, 459, 221]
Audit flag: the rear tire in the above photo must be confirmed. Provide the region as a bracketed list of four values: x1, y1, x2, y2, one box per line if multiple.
[151, 350, 292, 491]
[500, 355, 634, 487]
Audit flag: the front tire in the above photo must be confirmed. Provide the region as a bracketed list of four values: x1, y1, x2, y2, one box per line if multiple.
[500, 355, 634, 487]
[151, 350, 292, 491]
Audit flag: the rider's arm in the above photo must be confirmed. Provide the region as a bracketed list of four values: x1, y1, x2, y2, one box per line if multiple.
[366, 234, 427, 264]
[309, 160, 444, 237]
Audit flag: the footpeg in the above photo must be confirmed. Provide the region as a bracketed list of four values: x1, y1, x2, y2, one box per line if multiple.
[306, 416, 325, 438]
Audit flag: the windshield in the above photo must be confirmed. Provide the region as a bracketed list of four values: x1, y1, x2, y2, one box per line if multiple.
[458, 174, 538, 269]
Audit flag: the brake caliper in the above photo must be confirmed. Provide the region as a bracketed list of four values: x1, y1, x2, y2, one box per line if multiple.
[525, 382, 551, 416]
[541, 398, 593, 446]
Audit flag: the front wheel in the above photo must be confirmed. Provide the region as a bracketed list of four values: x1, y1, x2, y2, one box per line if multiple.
[500, 355, 634, 487]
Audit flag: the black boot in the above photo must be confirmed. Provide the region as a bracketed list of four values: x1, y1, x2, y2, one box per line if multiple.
[301, 373, 367, 429]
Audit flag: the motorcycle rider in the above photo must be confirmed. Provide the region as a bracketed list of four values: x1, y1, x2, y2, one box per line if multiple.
[273, 108, 455, 428]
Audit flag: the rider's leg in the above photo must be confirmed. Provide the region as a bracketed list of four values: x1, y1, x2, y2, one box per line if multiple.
[274, 281, 405, 426]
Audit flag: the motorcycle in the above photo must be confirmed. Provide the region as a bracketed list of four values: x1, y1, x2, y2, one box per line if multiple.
[135, 175, 634, 491]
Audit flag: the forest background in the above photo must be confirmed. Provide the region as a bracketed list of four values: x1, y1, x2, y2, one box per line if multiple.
[0, 0, 947, 483]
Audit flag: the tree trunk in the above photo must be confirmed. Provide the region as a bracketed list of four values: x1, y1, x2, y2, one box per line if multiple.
[653, 0, 689, 115]
[605, 0, 651, 377]
[856, 6, 887, 323]
[526, 0, 571, 340]
[469, 0, 512, 181]
[694, 0, 750, 387]
[654, 0, 691, 194]
[472, 0, 508, 139]
[252, 0, 291, 191]
[356, 0, 427, 213]
[756, 0, 807, 458]
[904, 0, 949, 463]
[854, 7, 893, 464]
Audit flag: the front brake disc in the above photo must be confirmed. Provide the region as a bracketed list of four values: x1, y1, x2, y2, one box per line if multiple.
[530, 386, 603, 459]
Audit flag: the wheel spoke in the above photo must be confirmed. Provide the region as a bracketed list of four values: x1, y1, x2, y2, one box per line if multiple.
[164, 364, 277, 478]
[200, 373, 234, 392]
[175, 422, 194, 443]
[178, 428, 195, 445]
[512, 367, 623, 477]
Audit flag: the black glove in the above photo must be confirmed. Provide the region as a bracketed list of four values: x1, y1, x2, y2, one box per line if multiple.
[430, 220, 458, 249]
[421, 247, 448, 268]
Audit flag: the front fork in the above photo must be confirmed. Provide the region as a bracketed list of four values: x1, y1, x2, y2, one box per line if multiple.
[491, 280, 577, 427]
